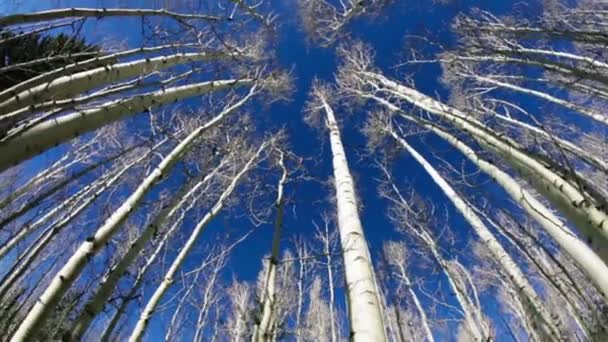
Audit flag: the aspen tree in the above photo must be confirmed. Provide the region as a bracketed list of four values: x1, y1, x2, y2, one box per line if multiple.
[253, 148, 289, 341]
[11, 84, 261, 341]
[336, 42, 608, 260]
[387, 131, 564, 340]
[128, 137, 273, 341]
[306, 82, 386, 341]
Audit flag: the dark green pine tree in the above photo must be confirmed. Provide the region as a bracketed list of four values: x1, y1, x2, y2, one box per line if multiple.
[0, 31, 102, 90]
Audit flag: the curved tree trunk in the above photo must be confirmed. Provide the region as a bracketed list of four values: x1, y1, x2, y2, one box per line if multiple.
[0, 7, 220, 26]
[360, 71, 608, 257]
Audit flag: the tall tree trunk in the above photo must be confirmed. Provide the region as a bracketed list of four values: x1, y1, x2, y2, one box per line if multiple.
[390, 132, 563, 340]
[0, 78, 252, 171]
[378, 101, 608, 299]
[358, 71, 608, 258]
[318, 92, 386, 341]
[127, 139, 271, 342]
[0, 51, 235, 118]
[10, 87, 257, 342]
[0, 7, 220, 26]
[69, 158, 226, 340]
[254, 149, 288, 342]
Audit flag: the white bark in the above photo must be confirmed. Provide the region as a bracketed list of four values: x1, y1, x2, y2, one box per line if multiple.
[317, 220, 339, 342]
[490, 112, 608, 173]
[127, 139, 270, 342]
[466, 73, 608, 125]
[0, 140, 90, 211]
[361, 71, 608, 257]
[0, 78, 252, 171]
[0, 142, 152, 262]
[10, 87, 257, 342]
[0, 43, 199, 105]
[462, 23, 608, 45]
[0, 52, 99, 74]
[0, 51, 235, 117]
[386, 246, 435, 342]
[0, 143, 127, 230]
[100, 173, 212, 342]
[164, 264, 204, 341]
[0, 68, 190, 134]
[376, 97, 608, 298]
[294, 241, 309, 342]
[498, 46, 608, 72]
[390, 132, 563, 340]
[193, 253, 227, 342]
[319, 94, 386, 341]
[0, 146, 157, 301]
[69, 158, 226, 340]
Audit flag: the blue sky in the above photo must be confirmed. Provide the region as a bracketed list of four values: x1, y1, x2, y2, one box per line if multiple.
[0, 0, 557, 340]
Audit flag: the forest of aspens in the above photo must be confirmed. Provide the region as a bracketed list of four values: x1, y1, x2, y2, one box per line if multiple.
[0, 0, 607, 341]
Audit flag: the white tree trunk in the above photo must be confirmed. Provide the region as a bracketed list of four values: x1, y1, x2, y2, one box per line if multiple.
[490, 111, 608, 173]
[466, 73, 608, 125]
[362, 71, 608, 257]
[377, 99, 608, 298]
[320, 96, 387, 341]
[0, 146, 157, 301]
[390, 132, 563, 340]
[127, 139, 270, 342]
[0, 51, 235, 116]
[69, 158, 226, 340]
[100, 179, 209, 342]
[0, 42, 199, 105]
[10, 87, 257, 342]
[322, 222, 338, 342]
[378, 164, 487, 341]
[393, 263, 435, 342]
[0, 78, 252, 171]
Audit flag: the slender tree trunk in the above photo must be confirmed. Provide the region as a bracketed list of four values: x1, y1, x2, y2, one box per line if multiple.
[465, 73, 608, 125]
[379, 101, 608, 299]
[360, 71, 608, 257]
[0, 42, 197, 105]
[319, 94, 386, 341]
[377, 162, 489, 340]
[489, 111, 608, 173]
[390, 132, 563, 340]
[0, 78, 252, 171]
[393, 263, 435, 342]
[0, 51, 236, 117]
[127, 139, 270, 342]
[323, 222, 338, 342]
[0, 148, 126, 231]
[294, 243, 307, 342]
[10, 88, 257, 341]
[69, 158, 225, 340]
[164, 268, 203, 341]
[254, 150, 288, 342]
[193, 256, 225, 342]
